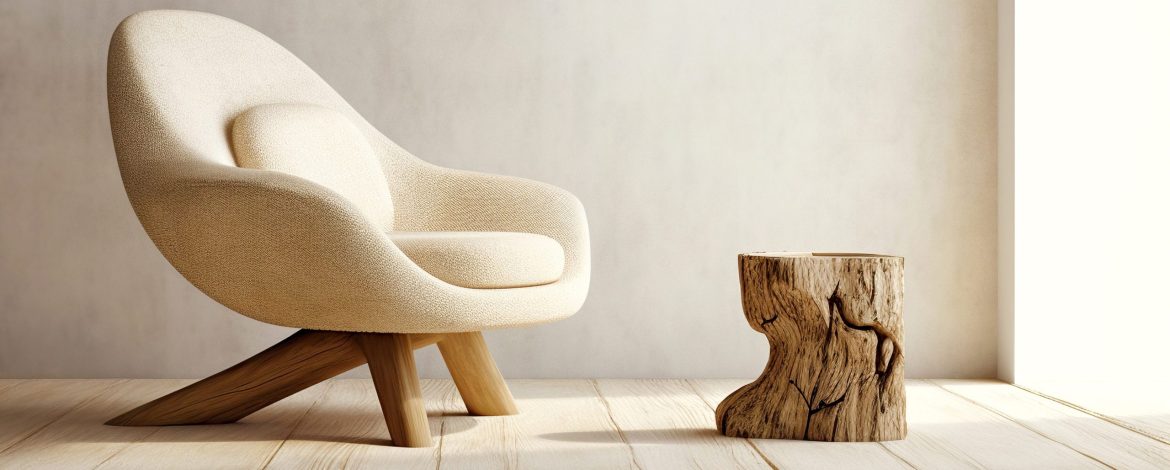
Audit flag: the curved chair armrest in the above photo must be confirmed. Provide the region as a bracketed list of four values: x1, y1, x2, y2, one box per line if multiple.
[125, 161, 428, 329]
[125, 158, 590, 333]
[390, 161, 591, 284]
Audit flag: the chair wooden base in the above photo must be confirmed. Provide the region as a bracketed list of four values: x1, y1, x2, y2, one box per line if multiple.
[106, 329, 517, 448]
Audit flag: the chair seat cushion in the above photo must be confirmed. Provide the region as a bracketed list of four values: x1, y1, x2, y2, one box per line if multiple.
[388, 231, 564, 289]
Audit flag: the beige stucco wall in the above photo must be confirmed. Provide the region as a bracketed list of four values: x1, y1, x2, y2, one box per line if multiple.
[0, 0, 998, 378]
[996, 0, 1014, 382]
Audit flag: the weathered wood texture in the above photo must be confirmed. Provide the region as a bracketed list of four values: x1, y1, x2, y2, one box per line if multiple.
[717, 253, 906, 441]
[694, 379, 911, 469]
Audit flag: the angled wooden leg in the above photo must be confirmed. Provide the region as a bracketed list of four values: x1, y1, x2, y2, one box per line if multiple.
[437, 331, 518, 416]
[358, 333, 432, 447]
[106, 330, 365, 426]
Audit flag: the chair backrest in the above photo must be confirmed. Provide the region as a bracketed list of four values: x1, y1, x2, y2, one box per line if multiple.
[108, 10, 413, 227]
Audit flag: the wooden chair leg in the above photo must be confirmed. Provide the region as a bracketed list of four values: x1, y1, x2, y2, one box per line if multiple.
[357, 333, 432, 447]
[437, 331, 518, 416]
[106, 330, 365, 426]
[107, 328, 462, 448]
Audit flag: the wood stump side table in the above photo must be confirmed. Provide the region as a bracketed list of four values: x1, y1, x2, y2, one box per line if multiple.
[716, 252, 906, 442]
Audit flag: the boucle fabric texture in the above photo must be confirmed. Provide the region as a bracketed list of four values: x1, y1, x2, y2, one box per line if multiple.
[388, 232, 564, 289]
[107, 10, 590, 333]
[232, 104, 396, 231]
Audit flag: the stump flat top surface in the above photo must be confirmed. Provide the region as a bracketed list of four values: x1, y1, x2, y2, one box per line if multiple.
[745, 251, 901, 259]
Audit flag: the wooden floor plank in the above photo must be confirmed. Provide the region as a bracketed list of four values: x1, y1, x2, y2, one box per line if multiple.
[935, 380, 1170, 469]
[595, 379, 772, 469]
[94, 380, 329, 470]
[0, 380, 188, 469]
[0, 379, 119, 454]
[690, 379, 912, 470]
[1, 378, 1161, 468]
[1019, 380, 1170, 445]
[439, 379, 638, 470]
[881, 381, 1106, 469]
[265, 379, 455, 470]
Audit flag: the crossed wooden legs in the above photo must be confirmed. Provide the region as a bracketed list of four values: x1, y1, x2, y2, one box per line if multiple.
[106, 330, 517, 447]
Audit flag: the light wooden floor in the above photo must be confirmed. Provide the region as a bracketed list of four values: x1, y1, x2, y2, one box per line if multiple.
[1, 379, 1168, 469]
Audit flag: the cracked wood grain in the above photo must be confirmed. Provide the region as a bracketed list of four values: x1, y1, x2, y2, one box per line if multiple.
[716, 253, 907, 441]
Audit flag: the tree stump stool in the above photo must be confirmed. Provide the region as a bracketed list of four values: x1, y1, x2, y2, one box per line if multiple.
[716, 252, 906, 442]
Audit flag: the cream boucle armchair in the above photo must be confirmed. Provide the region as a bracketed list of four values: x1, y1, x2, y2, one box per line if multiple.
[105, 10, 589, 447]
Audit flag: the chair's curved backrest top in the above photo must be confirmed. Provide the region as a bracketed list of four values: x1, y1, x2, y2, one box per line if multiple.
[108, 10, 409, 182]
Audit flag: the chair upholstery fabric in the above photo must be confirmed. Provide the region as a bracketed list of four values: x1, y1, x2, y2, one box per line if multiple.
[389, 232, 564, 289]
[108, 10, 590, 333]
[232, 104, 396, 231]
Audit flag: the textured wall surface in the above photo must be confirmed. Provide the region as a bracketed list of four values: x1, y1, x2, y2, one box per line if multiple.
[996, 0, 1014, 382]
[0, 0, 998, 378]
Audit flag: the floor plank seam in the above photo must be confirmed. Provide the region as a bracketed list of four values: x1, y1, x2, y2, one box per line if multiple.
[260, 379, 336, 470]
[0, 379, 125, 456]
[92, 383, 173, 470]
[436, 380, 457, 470]
[1011, 383, 1170, 448]
[91, 446, 125, 470]
[927, 380, 1116, 469]
[589, 379, 644, 470]
[877, 442, 920, 470]
[683, 379, 779, 470]
[91, 419, 167, 470]
[434, 418, 445, 470]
